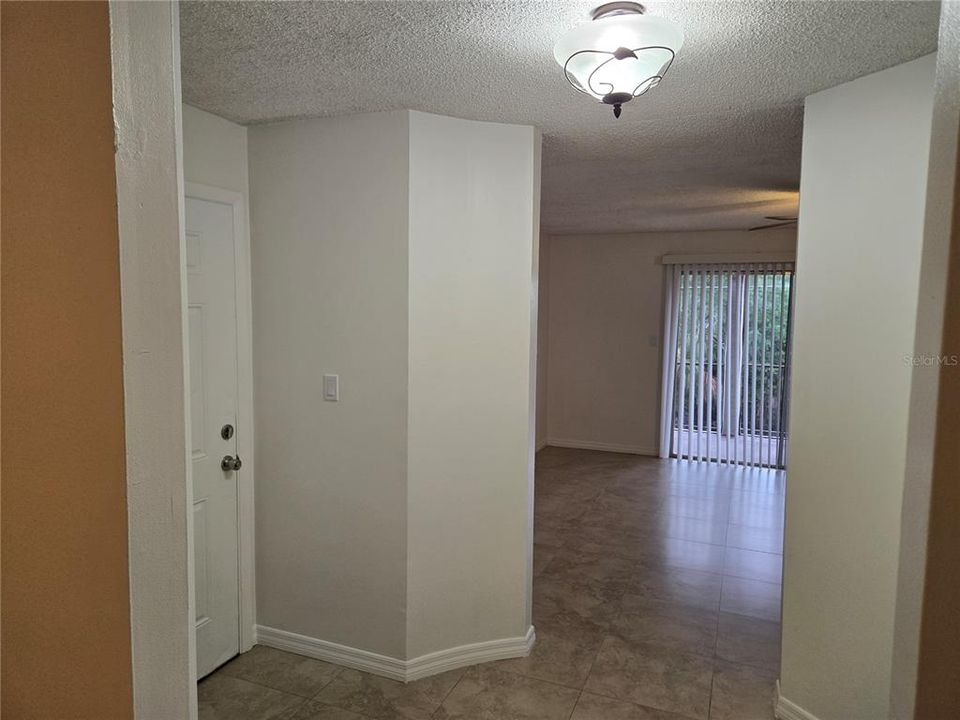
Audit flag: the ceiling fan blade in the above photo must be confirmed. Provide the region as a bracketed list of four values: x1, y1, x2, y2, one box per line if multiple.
[749, 220, 798, 232]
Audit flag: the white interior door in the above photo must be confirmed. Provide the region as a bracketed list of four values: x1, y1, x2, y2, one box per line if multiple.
[186, 196, 241, 678]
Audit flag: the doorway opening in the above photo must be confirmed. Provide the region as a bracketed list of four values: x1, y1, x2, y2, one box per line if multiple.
[660, 261, 795, 468]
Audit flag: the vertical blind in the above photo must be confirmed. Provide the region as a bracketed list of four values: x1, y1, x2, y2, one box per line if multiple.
[659, 262, 796, 469]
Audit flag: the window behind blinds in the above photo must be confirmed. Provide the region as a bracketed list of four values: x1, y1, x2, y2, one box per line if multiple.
[659, 263, 796, 468]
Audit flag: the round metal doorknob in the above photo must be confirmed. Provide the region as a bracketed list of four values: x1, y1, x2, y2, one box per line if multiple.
[221, 454, 242, 472]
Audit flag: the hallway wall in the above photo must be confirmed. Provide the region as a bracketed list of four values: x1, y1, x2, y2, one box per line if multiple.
[249, 111, 412, 659]
[781, 54, 936, 720]
[1, 2, 133, 716]
[891, 4, 960, 716]
[183, 104, 250, 197]
[540, 229, 796, 455]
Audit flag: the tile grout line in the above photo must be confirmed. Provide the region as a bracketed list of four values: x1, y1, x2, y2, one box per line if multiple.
[429, 664, 471, 718]
[201, 672, 312, 715]
[707, 664, 718, 720]
[709, 562, 724, 720]
[576, 680, 704, 719]
[490, 661, 598, 693]
[576, 631, 611, 712]
[213, 669, 322, 702]
[307, 665, 346, 702]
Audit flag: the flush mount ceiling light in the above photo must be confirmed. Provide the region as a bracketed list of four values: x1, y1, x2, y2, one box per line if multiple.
[554, 2, 683, 118]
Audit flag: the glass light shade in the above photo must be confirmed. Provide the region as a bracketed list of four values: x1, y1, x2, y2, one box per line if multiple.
[553, 13, 683, 102]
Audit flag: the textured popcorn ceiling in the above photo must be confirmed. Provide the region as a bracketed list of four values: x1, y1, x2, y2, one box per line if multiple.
[180, 1, 940, 233]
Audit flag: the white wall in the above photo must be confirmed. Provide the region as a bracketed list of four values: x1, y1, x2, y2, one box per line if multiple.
[112, 1, 194, 716]
[891, 6, 960, 716]
[249, 112, 411, 658]
[183, 104, 249, 197]
[406, 111, 539, 657]
[780, 55, 935, 720]
[249, 110, 538, 667]
[543, 229, 796, 455]
[536, 235, 549, 449]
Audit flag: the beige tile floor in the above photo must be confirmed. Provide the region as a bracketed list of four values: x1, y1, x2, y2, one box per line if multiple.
[200, 448, 784, 720]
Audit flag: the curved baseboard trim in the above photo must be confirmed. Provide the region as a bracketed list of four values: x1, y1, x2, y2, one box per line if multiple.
[255, 624, 536, 683]
[407, 625, 536, 681]
[775, 681, 822, 720]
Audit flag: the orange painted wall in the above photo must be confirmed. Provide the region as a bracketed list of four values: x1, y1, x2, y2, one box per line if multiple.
[1, 2, 134, 717]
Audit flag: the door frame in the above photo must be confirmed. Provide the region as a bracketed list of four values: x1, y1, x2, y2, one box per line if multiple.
[185, 181, 257, 655]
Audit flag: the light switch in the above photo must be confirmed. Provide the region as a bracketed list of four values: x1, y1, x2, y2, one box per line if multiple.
[322, 374, 339, 402]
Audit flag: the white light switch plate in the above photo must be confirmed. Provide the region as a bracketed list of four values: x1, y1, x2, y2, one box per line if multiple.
[322, 374, 339, 402]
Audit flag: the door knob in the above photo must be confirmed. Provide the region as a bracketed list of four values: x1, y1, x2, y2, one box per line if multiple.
[221, 454, 242, 472]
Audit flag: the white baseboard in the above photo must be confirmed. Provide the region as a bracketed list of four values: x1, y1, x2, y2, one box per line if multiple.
[256, 625, 406, 680]
[255, 624, 535, 683]
[406, 625, 535, 681]
[544, 438, 658, 456]
[775, 681, 822, 720]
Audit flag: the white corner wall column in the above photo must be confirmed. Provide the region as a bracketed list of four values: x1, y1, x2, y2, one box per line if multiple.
[111, 0, 195, 717]
[250, 110, 539, 679]
[778, 54, 936, 720]
[406, 111, 539, 660]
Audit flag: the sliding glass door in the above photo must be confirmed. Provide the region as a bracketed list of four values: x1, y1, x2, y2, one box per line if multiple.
[659, 262, 795, 468]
